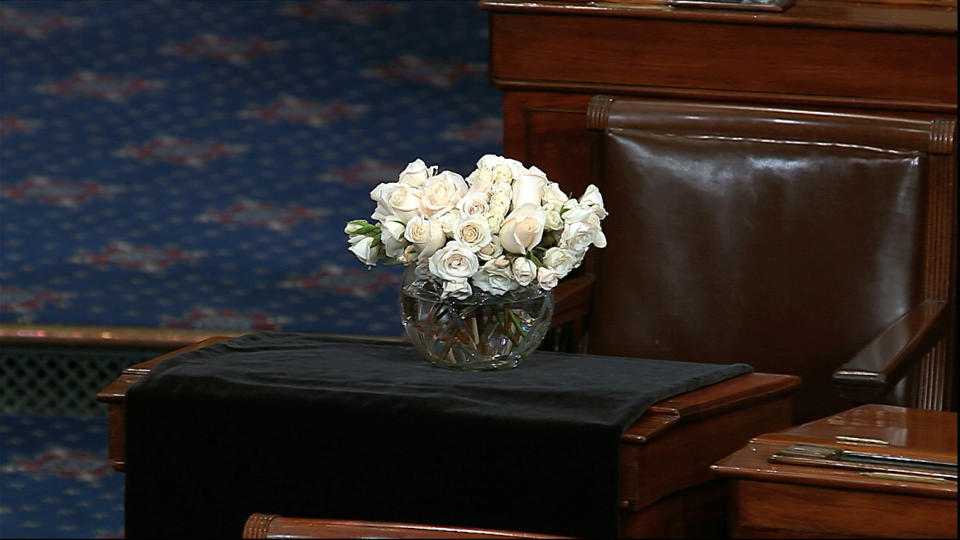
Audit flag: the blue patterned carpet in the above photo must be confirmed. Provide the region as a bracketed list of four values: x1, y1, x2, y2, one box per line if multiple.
[0, 415, 123, 538]
[1, 0, 501, 336]
[1, 1, 500, 537]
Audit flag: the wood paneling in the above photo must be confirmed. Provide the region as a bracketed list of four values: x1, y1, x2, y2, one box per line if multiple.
[481, 0, 957, 194]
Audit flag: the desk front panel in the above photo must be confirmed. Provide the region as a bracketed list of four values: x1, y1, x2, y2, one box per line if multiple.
[732, 479, 957, 538]
[489, 10, 956, 107]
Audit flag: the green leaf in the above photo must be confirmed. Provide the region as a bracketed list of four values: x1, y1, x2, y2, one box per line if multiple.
[506, 308, 528, 337]
[526, 251, 543, 267]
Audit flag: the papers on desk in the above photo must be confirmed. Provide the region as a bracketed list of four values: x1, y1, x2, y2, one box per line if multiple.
[769, 443, 958, 483]
[669, 0, 796, 11]
[600, 0, 796, 10]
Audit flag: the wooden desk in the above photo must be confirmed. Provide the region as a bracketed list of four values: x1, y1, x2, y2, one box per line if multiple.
[480, 0, 958, 197]
[712, 404, 958, 538]
[97, 336, 800, 538]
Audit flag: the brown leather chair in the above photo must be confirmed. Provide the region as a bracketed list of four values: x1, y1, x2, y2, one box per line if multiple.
[578, 96, 956, 423]
[241, 513, 572, 539]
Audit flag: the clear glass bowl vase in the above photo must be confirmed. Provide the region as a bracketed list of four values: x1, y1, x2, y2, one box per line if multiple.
[399, 266, 554, 371]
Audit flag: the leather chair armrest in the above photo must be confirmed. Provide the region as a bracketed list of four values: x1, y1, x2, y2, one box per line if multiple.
[833, 300, 948, 401]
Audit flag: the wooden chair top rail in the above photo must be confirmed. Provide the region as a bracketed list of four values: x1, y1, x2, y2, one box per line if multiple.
[587, 95, 958, 152]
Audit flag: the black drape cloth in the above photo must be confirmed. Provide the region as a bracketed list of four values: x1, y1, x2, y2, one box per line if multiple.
[124, 331, 752, 538]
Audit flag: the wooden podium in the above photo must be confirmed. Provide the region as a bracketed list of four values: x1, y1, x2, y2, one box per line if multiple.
[712, 404, 958, 538]
[97, 336, 800, 538]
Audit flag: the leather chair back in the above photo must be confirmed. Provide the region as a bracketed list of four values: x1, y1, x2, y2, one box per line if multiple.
[586, 96, 956, 422]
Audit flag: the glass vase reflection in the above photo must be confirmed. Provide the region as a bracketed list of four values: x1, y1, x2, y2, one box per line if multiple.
[400, 267, 554, 371]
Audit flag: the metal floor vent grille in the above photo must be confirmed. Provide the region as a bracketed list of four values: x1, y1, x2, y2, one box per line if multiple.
[1, 347, 166, 416]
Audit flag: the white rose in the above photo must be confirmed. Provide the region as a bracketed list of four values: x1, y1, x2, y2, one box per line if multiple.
[398, 158, 435, 188]
[465, 169, 493, 195]
[490, 181, 512, 200]
[493, 165, 515, 184]
[486, 212, 505, 234]
[559, 213, 606, 252]
[511, 170, 547, 210]
[579, 184, 609, 219]
[457, 191, 489, 217]
[476, 154, 502, 170]
[499, 203, 547, 254]
[404, 215, 446, 260]
[428, 240, 479, 281]
[442, 278, 472, 300]
[561, 198, 605, 226]
[511, 256, 537, 287]
[477, 236, 502, 261]
[347, 235, 381, 266]
[542, 181, 569, 207]
[467, 167, 496, 188]
[542, 247, 582, 278]
[561, 198, 590, 221]
[344, 222, 365, 235]
[453, 216, 492, 252]
[544, 208, 563, 231]
[380, 219, 407, 259]
[370, 182, 421, 223]
[477, 154, 524, 183]
[435, 208, 461, 236]
[396, 244, 419, 265]
[526, 165, 549, 177]
[537, 266, 559, 290]
[472, 257, 519, 295]
[419, 170, 468, 217]
[487, 191, 510, 218]
[490, 255, 511, 269]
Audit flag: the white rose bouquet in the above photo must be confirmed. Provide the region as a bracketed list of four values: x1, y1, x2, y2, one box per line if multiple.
[345, 154, 608, 300]
[345, 154, 608, 369]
